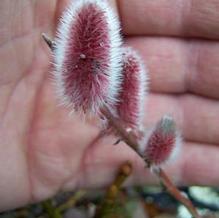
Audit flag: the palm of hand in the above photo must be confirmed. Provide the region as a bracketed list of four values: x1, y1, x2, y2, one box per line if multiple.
[0, 0, 219, 211]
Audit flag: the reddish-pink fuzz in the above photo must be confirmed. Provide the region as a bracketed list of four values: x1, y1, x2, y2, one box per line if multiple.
[63, 3, 110, 112]
[143, 117, 176, 165]
[116, 48, 145, 129]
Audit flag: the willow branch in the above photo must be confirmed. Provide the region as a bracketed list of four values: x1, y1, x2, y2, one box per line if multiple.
[58, 190, 86, 212]
[42, 35, 201, 218]
[101, 105, 201, 218]
[153, 167, 201, 218]
[94, 161, 132, 218]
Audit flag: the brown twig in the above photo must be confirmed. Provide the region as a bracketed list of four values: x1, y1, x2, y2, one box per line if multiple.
[58, 190, 86, 212]
[101, 106, 139, 152]
[153, 167, 201, 218]
[94, 161, 132, 218]
[105, 161, 132, 202]
[15, 208, 29, 218]
[42, 33, 55, 50]
[42, 200, 62, 218]
[101, 105, 201, 218]
[42, 35, 201, 218]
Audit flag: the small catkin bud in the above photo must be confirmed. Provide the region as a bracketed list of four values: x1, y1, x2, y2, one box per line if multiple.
[53, 0, 122, 114]
[139, 116, 181, 166]
[116, 47, 148, 130]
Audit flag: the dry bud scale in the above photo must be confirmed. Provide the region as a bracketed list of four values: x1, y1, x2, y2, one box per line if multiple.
[53, 0, 122, 114]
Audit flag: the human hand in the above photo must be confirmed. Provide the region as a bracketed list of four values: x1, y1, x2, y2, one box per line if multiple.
[0, 0, 218, 211]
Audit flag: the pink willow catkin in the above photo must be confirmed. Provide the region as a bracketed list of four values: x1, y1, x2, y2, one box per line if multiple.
[116, 47, 148, 130]
[52, 0, 181, 167]
[53, 0, 122, 114]
[46, 0, 191, 214]
[139, 116, 181, 166]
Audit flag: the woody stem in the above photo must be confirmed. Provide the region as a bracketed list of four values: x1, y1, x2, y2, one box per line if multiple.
[42, 34, 201, 218]
[101, 105, 201, 218]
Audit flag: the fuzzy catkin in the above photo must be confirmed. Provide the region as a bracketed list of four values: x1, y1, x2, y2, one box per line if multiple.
[139, 116, 181, 166]
[53, 0, 122, 114]
[116, 47, 148, 130]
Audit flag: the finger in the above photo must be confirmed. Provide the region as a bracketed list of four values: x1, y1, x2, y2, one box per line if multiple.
[177, 142, 219, 185]
[145, 93, 219, 145]
[73, 137, 219, 188]
[118, 0, 219, 39]
[126, 37, 219, 99]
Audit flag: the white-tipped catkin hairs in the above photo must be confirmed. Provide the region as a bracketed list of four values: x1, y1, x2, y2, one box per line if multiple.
[115, 47, 149, 130]
[53, 0, 122, 114]
[139, 115, 181, 166]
